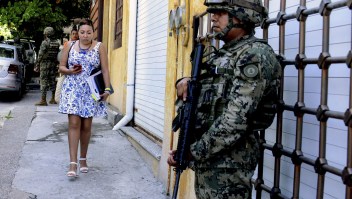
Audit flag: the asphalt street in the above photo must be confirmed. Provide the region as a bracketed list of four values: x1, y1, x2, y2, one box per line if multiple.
[0, 90, 167, 199]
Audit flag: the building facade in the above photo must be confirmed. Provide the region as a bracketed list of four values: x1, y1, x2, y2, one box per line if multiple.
[91, 0, 351, 198]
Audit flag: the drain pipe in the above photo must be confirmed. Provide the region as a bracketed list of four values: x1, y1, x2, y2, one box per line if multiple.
[112, 0, 137, 131]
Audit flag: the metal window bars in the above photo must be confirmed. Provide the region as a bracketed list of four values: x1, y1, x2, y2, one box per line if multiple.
[194, 0, 352, 198]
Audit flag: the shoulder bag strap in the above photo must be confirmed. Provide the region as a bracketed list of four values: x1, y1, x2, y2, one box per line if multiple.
[66, 41, 76, 68]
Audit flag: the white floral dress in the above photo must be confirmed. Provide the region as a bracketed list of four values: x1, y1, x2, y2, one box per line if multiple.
[58, 42, 107, 118]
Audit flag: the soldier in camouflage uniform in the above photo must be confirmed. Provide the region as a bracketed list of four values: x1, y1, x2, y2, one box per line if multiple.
[168, 0, 282, 198]
[34, 27, 60, 106]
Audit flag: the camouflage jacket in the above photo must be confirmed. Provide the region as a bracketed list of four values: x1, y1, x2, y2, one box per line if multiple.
[190, 34, 281, 170]
[37, 38, 60, 64]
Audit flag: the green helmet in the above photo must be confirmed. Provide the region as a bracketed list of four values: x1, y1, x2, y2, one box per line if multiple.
[43, 27, 54, 36]
[204, 0, 267, 26]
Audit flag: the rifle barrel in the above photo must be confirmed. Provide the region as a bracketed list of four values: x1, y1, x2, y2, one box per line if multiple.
[171, 42, 205, 199]
[172, 171, 181, 199]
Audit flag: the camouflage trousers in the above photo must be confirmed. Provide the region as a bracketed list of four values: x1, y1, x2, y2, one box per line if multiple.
[40, 61, 58, 95]
[194, 168, 254, 199]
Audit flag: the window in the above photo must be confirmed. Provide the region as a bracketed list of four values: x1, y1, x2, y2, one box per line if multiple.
[114, 0, 123, 48]
[0, 47, 14, 59]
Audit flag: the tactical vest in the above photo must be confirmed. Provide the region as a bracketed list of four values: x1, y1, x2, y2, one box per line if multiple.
[43, 40, 60, 61]
[194, 38, 280, 135]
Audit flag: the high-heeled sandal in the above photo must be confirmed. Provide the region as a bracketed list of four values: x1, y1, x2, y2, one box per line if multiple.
[67, 162, 79, 178]
[79, 158, 89, 173]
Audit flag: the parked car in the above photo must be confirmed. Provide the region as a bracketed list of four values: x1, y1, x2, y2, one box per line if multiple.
[0, 44, 26, 98]
[5, 38, 37, 82]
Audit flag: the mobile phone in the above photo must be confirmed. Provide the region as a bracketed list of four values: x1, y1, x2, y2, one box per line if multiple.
[73, 64, 82, 70]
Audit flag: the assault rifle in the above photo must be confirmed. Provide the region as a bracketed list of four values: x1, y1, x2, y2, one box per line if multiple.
[171, 42, 205, 199]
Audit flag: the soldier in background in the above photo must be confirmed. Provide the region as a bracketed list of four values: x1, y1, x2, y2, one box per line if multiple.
[168, 0, 281, 198]
[34, 27, 60, 106]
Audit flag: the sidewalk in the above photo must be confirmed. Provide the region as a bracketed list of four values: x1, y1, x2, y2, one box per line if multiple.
[1, 98, 167, 199]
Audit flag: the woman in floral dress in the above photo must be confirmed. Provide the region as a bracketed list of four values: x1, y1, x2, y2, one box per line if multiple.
[58, 19, 112, 178]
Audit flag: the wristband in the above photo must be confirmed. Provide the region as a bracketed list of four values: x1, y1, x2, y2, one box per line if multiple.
[105, 88, 111, 91]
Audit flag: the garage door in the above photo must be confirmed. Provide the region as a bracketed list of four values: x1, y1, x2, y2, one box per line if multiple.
[134, 0, 168, 139]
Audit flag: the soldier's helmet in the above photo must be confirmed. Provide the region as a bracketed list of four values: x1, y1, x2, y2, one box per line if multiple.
[43, 27, 55, 36]
[204, 0, 268, 26]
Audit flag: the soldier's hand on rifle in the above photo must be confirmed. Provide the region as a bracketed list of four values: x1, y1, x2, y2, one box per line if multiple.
[167, 150, 178, 167]
[176, 77, 191, 101]
[167, 150, 194, 167]
[34, 64, 39, 72]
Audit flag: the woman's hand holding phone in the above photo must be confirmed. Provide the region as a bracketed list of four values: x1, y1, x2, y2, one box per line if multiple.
[72, 64, 82, 74]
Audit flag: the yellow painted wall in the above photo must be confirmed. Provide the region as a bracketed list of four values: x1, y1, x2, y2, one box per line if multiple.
[102, 0, 129, 113]
[162, 0, 207, 198]
[101, 0, 208, 198]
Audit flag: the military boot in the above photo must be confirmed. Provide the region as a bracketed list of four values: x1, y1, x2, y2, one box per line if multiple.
[49, 91, 57, 104]
[35, 94, 48, 106]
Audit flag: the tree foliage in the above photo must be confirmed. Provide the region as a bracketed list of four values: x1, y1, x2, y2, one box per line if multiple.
[0, 0, 90, 39]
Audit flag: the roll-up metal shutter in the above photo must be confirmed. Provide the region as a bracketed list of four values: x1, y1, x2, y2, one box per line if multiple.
[134, 0, 168, 139]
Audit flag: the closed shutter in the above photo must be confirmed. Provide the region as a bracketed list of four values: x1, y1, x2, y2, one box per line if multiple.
[134, 0, 168, 139]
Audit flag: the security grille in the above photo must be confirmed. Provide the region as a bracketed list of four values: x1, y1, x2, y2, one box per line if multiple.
[194, 0, 351, 198]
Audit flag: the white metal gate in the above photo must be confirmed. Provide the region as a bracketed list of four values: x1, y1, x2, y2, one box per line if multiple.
[134, 0, 168, 139]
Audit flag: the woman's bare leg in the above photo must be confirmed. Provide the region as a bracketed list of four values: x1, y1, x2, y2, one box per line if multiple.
[79, 117, 93, 168]
[68, 114, 81, 173]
